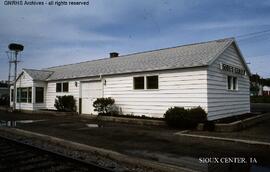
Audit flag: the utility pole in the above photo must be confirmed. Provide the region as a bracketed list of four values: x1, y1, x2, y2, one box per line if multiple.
[7, 43, 24, 111]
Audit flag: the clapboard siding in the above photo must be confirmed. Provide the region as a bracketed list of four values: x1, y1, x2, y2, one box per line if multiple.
[207, 44, 250, 120]
[10, 41, 250, 120]
[11, 72, 34, 110]
[10, 72, 49, 110]
[46, 80, 80, 111]
[104, 68, 208, 118]
[33, 81, 47, 110]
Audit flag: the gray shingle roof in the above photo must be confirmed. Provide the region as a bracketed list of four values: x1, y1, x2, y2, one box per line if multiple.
[23, 69, 53, 81]
[25, 38, 235, 81]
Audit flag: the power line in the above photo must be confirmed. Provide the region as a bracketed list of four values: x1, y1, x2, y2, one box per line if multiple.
[236, 28, 270, 40]
[237, 34, 270, 44]
[247, 54, 270, 58]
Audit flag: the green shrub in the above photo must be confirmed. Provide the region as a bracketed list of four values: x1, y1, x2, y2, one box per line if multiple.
[54, 95, 76, 112]
[93, 97, 115, 115]
[164, 106, 207, 129]
[164, 107, 187, 128]
[107, 104, 122, 116]
[188, 106, 207, 127]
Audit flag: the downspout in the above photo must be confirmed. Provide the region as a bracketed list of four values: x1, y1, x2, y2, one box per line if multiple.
[78, 80, 82, 114]
[99, 74, 104, 98]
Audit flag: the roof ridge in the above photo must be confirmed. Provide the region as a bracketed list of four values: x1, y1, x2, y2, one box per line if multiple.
[46, 37, 234, 70]
[120, 37, 235, 57]
[46, 58, 107, 69]
[23, 68, 54, 72]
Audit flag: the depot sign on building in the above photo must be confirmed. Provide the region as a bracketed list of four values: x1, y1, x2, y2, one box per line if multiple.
[220, 63, 246, 76]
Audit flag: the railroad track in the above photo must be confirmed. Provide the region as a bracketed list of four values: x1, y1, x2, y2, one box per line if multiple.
[0, 136, 114, 172]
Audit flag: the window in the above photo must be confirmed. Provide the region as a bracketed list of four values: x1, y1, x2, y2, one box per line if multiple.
[56, 83, 62, 92]
[20, 88, 28, 103]
[56, 82, 69, 92]
[133, 75, 159, 90]
[35, 87, 44, 103]
[147, 76, 158, 89]
[227, 76, 238, 91]
[11, 89, 14, 102]
[227, 76, 232, 90]
[63, 82, 69, 92]
[134, 77, 144, 90]
[28, 87, 32, 103]
[16, 87, 32, 103]
[17, 88, 20, 102]
[233, 77, 237, 90]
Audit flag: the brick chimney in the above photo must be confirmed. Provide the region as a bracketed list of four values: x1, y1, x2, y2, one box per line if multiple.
[110, 52, 119, 58]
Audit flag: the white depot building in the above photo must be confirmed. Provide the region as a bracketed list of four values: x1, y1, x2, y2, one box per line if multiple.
[10, 38, 251, 120]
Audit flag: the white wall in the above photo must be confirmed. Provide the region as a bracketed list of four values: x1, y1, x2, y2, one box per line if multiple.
[263, 86, 270, 91]
[207, 44, 250, 120]
[11, 72, 34, 110]
[46, 80, 80, 111]
[10, 72, 48, 110]
[103, 68, 208, 118]
[33, 81, 47, 110]
[14, 44, 250, 120]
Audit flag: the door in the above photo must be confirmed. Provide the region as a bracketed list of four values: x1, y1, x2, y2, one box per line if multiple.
[81, 81, 102, 114]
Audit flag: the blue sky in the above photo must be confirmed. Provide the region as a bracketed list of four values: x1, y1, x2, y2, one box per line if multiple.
[0, 0, 270, 80]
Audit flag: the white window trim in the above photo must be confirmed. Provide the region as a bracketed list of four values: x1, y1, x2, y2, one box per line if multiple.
[133, 75, 159, 90]
[56, 82, 69, 92]
[233, 77, 238, 91]
[35, 87, 44, 104]
[146, 75, 159, 90]
[227, 75, 238, 91]
[16, 87, 32, 103]
[133, 76, 145, 90]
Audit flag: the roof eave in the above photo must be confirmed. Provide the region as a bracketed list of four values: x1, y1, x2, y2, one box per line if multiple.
[232, 41, 251, 76]
[207, 39, 251, 76]
[46, 65, 208, 81]
[207, 38, 234, 66]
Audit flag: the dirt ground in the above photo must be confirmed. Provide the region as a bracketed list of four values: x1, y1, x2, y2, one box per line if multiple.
[1, 111, 270, 171]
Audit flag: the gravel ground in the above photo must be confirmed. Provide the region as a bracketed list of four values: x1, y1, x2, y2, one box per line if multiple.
[1, 111, 270, 171]
[0, 131, 144, 172]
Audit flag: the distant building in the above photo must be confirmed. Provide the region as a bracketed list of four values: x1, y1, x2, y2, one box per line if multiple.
[263, 86, 270, 96]
[10, 38, 251, 120]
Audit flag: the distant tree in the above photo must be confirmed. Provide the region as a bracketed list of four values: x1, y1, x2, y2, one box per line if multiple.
[250, 74, 263, 96]
[0, 81, 8, 88]
[250, 74, 262, 83]
[250, 85, 260, 96]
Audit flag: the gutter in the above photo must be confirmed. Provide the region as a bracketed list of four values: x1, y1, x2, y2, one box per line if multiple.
[45, 65, 208, 82]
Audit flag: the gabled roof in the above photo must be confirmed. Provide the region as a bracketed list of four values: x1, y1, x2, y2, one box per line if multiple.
[44, 38, 235, 81]
[23, 69, 53, 81]
[21, 38, 249, 81]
